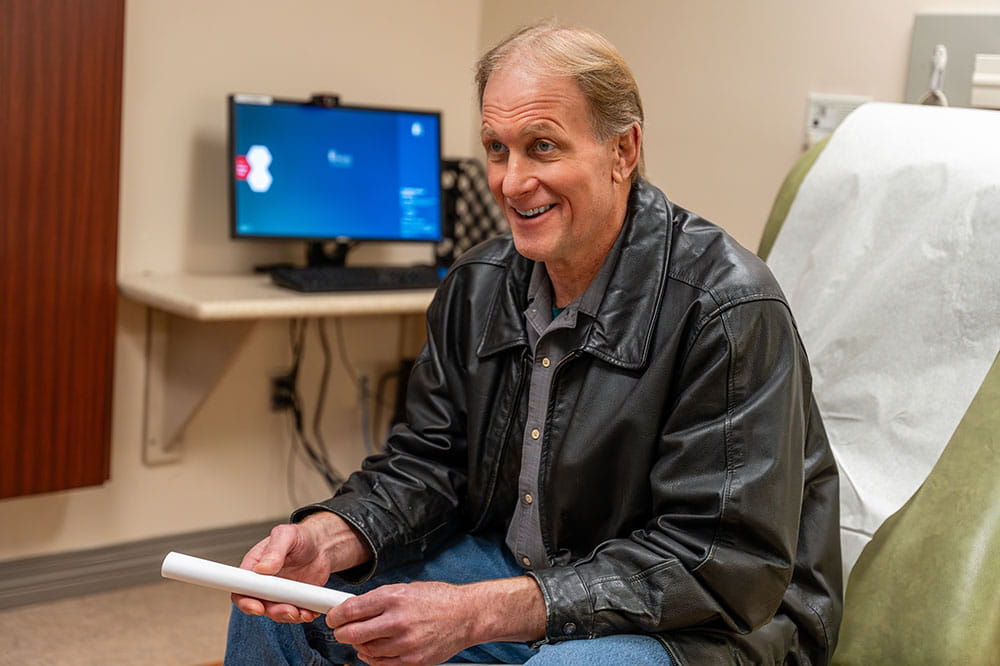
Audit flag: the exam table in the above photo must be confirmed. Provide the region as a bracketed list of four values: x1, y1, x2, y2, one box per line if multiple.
[761, 103, 1000, 665]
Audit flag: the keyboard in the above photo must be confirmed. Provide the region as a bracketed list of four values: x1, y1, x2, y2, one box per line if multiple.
[269, 264, 443, 293]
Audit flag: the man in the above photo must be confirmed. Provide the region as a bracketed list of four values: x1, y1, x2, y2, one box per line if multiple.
[227, 23, 843, 666]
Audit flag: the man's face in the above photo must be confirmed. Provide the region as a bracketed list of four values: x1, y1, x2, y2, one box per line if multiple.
[480, 66, 629, 274]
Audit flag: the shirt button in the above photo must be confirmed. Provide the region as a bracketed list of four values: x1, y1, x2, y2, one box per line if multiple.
[541, 357, 551, 368]
[521, 556, 532, 567]
[530, 428, 540, 440]
[562, 622, 577, 635]
[523, 493, 533, 505]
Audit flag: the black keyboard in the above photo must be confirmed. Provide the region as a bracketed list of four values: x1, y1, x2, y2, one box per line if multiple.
[270, 264, 442, 293]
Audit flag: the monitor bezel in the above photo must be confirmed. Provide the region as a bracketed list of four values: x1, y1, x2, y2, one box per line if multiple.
[227, 93, 444, 244]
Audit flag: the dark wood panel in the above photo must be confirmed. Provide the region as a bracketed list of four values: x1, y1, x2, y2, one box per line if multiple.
[0, 0, 124, 498]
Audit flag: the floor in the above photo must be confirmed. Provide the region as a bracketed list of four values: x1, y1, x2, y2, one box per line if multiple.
[0, 579, 230, 665]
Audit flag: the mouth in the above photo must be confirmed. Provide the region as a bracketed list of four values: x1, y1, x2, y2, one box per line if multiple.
[513, 204, 555, 219]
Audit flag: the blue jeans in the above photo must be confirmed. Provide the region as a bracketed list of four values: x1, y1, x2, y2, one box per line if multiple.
[225, 532, 672, 665]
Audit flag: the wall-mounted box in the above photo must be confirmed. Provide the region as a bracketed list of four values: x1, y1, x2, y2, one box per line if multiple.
[971, 53, 1000, 109]
[906, 14, 1000, 109]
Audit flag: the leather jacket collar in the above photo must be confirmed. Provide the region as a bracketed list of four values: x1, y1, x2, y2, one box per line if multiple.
[477, 181, 672, 370]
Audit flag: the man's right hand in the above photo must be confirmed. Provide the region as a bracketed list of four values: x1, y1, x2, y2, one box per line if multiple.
[231, 511, 372, 623]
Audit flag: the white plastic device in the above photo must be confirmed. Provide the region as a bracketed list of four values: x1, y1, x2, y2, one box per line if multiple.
[160, 551, 354, 613]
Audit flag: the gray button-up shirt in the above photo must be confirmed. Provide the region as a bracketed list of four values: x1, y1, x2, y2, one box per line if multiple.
[505, 230, 625, 570]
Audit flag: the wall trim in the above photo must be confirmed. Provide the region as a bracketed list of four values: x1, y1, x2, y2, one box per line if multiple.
[0, 518, 283, 611]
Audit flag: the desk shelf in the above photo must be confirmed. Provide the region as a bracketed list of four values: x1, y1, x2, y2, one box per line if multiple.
[118, 272, 436, 321]
[119, 273, 434, 463]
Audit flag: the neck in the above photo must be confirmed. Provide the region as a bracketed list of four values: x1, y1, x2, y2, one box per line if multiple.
[547, 255, 604, 308]
[547, 192, 629, 308]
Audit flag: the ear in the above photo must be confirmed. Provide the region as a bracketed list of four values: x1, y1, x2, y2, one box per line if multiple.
[611, 123, 641, 184]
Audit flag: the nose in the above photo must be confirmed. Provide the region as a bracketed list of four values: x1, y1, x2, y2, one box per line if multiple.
[500, 154, 536, 200]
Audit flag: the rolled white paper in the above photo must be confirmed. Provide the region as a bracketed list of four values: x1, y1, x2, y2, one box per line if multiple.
[161, 551, 354, 613]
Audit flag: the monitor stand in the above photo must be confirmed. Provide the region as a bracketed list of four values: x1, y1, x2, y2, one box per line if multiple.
[252, 241, 357, 275]
[305, 240, 355, 268]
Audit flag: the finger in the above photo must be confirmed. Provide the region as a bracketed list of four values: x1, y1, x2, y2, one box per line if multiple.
[325, 592, 380, 628]
[232, 593, 265, 616]
[352, 636, 401, 659]
[253, 524, 300, 574]
[239, 536, 271, 570]
[329, 583, 408, 626]
[356, 649, 398, 666]
[331, 613, 401, 648]
[261, 600, 321, 623]
[232, 591, 320, 623]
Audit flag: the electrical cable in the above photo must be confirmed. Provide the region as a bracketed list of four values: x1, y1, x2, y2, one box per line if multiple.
[285, 410, 302, 508]
[359, 375, 373, 455]
[313, 319, 336, 470]
[375, 368, 402, 442]
[282, 318, 343, 494]
[281, 316, 403, 495]
[332, 318, 360, 385]
[331, 318, 377, 454]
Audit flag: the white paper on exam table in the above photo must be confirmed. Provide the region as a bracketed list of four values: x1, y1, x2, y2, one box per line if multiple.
[161, 551, 354, 613]
[767, 102, 1000, 577]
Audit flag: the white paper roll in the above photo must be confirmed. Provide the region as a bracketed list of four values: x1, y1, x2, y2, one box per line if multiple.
[161, 551, 354, 613]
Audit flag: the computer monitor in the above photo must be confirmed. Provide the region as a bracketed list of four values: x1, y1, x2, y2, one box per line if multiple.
[228, 93, 443, 265]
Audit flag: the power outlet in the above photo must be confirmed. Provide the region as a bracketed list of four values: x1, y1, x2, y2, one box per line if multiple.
[270, 373, 296, 411]
[805, 93, 871, 148]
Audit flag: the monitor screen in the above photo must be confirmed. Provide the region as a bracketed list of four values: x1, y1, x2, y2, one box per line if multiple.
[228, 94, 443, 244]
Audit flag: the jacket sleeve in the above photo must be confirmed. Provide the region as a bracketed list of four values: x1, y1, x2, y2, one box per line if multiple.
[528, 297, 812, 641]
[291, 280, 472, 582]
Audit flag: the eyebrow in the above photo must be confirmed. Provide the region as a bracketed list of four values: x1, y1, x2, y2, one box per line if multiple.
[480, 121, 561, 142]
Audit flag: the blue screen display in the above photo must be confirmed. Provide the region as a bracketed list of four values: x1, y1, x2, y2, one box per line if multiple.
[229, 96, 442, 242]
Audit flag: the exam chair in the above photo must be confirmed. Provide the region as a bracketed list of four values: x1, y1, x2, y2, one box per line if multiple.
[760, 114, 1000, 664]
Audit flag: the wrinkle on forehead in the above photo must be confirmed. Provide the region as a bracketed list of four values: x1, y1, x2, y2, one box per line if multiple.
[481, 105, 570, 138]
[480, 73, 582, 136]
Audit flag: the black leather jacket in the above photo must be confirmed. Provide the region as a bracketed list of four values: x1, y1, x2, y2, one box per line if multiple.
[298, 181, 843, 664]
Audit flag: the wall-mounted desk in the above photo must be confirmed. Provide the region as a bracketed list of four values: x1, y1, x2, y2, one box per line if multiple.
[119, 272, 435, 463]
[119, 272, 435, 321]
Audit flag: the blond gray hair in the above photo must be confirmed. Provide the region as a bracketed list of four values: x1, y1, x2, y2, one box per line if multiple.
[475, 22, 645, 183]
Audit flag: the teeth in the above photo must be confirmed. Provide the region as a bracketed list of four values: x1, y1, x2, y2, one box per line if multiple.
[515, 204, 554, 218]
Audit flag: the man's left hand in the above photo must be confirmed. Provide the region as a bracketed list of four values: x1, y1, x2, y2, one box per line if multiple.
[325, 576, 545, 666]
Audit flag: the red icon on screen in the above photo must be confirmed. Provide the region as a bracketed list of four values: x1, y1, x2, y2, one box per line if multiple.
[234, 155, 250, 180]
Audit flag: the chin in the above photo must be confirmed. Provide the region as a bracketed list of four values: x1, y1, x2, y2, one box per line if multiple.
[509, 234, 548, 263]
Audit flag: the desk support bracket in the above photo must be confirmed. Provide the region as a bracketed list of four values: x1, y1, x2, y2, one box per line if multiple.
[142, 309, 254, 464]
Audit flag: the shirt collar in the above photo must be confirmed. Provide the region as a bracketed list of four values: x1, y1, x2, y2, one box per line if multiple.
[525, 224, 628, 331]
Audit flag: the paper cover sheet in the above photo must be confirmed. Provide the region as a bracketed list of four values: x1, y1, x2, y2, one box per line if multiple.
[766, 102, 1000, 576]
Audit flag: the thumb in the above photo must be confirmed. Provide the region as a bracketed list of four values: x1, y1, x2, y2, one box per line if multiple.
[252, 524, 300, 574]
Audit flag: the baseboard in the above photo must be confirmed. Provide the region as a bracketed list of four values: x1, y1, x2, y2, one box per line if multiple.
[0, 518, 283, 611]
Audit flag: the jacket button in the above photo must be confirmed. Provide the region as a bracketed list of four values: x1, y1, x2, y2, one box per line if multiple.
[521, 556, 532, 567]
[523, 493, 533, 505]
[530, 428, 540, 440]
[541, 357, 551, 368]
[562, 622, 577, 635]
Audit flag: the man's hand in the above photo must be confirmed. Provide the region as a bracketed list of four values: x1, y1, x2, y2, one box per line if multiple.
[325, 576, 546, 666]
[232, 512, 371, 623]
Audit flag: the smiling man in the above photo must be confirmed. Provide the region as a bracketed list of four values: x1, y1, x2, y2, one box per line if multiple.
[479, 61, 637, 308]
[226, 23, 843, 666]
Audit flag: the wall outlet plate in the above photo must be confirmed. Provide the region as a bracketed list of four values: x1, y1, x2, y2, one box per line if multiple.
[805, 93, 871, 148]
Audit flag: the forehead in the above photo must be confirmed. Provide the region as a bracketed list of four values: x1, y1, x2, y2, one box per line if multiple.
[481, 67, 590, 136]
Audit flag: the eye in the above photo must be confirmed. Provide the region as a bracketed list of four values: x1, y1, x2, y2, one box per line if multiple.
[535, 140, 555, 153]
[484, 140, 507, 155]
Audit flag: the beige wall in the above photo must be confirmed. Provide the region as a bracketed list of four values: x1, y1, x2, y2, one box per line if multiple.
[481, 0, 1000, 248]
[0, 0, 485, 563]
[4, 0, 1000, 562]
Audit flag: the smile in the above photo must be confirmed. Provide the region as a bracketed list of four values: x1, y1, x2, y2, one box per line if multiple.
[514, 204, 555, 218]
